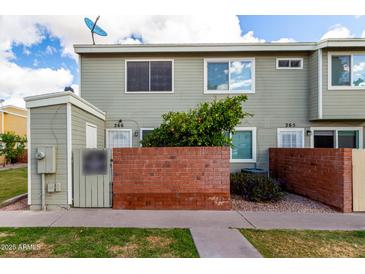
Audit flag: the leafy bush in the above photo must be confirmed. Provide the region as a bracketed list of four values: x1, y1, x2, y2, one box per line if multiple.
[230, 172, 283, 202]
[0, 132, 27, 165]
[141, 95, 251, 147]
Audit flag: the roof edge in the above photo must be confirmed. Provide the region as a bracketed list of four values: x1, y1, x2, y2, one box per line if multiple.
[73, 38, 365, 54]
[25, 91, 106, 120]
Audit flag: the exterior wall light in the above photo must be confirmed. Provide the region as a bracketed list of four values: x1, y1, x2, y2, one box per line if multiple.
[306, 129, 312, 136]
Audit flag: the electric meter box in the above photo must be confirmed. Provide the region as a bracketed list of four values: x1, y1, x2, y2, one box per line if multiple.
[36, 146, 56, 174]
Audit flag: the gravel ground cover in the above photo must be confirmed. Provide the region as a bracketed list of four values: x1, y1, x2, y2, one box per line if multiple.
[232, 192, 336, 213]
[1, 197, 29, 211]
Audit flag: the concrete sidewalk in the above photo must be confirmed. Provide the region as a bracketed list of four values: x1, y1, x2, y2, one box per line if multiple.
[191, 227, 262, 258]
[1, 209, 365, 258]
[1, 209, 365, 230]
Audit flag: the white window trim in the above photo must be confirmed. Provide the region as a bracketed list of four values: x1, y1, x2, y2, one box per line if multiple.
[230, 127, 256, 163]
[276, 58, 303, 69]
[85, 122, 97, 148]
[125, 59, 174, 94]
[328, 51, 365, 90]
[106, 128, 133, 148]
[204, 58, 255, 94]
[140, 127, 154, 142]
[310, 127, 363, 148]
[277, 128, 305, 148]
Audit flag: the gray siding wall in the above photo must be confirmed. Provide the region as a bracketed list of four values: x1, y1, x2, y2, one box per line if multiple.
[29, 104, 68, 209]
[71, 105, 105, 149]
[308, 50, 319, 120]
[322, 48, 365, 119]
[80, 52, 365, 171]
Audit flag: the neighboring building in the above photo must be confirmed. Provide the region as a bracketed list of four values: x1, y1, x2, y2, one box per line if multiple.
[0, 105, 27, 165]
[73, 38, 365, 171]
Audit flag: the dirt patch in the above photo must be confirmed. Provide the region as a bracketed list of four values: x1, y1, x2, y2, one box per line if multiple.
[1, 241, 53, 258]
[0, 232, 15, 238]
[109, 243, 139, 258]
[146, 236, 173, 248]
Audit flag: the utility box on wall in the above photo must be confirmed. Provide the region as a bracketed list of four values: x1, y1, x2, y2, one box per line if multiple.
[36, 146, 56, 174]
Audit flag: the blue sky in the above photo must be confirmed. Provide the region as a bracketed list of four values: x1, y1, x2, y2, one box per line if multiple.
[1, 15, 365, 107]
[239, 15, 365, 41]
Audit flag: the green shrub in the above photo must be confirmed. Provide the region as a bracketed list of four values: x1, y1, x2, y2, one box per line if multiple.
[0, 131, 27, 165]
[141, 95, 251, 147]
[230, 172, 283, 202]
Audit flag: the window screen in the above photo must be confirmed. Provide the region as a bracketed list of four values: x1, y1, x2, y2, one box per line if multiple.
[150, 61, 172, 91]
[277, 59, 302, 69]
[127, 61, 149, 92]
[126, 61, 173, 92]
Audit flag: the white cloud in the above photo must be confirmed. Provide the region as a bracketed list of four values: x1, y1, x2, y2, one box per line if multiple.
[0, 15, 266, 107]
[321, 24, 354, 40]
[272, 37, 296, 43]
[45, 45, 57, 55]
[0, 60, 73, 108]
[241, 31, 265, 43]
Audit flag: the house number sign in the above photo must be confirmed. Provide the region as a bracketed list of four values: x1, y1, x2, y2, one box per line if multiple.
[285, 122, 296, 128]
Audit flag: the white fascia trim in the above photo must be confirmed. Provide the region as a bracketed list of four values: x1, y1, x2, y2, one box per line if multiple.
[318, 49, 323, 119]
[277, 128, 305, 148]
[27, 109, 31, 205]
[124, 59, 174, 94]
[106, 128, 133, 148]
[276, 58, 303, 69]
[309, 126, 363, 149]
[74, 43, 318, 54]
[25, 92, 105, 120]
[66, 103, 72, 205]
[230, 127, 257, 163]
[203, 58, 255, 94]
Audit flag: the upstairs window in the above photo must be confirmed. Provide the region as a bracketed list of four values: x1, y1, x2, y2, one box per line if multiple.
[329, 53, 365, 88]
[204, 58, 255, 94]
[126, 60, 173, 93]
[276, 58, 303, 69]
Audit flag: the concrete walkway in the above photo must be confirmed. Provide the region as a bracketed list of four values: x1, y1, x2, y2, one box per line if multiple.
[1, 209, 365, 258]
[0, 163, 27, 171]
[1, 209, 365, 230]
[191, 227, 262, 258]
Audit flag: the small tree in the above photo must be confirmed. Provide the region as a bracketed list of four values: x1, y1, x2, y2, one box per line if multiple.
[141, 95, 252, 147]
[0, 132, 27, 166]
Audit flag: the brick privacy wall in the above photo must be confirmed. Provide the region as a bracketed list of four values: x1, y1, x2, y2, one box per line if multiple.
[113, 147, 231, 210]
[269, 148, 353, 213]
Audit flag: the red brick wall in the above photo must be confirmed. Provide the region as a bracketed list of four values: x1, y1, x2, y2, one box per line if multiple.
[113, 147, 231, 210]
[269, 148, 353, 213]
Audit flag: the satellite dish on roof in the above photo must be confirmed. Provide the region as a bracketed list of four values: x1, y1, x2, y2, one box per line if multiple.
[84, 16, 108, 45]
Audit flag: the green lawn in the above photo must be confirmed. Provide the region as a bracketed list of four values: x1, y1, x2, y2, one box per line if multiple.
[0, 227, 198, 258]
[240, 229, 365, 258]
[0, 167, 27, 204]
